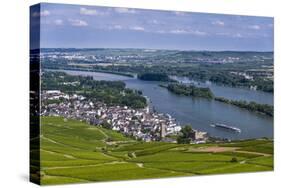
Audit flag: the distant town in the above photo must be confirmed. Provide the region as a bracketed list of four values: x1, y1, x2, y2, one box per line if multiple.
[40, 48, 274, 93]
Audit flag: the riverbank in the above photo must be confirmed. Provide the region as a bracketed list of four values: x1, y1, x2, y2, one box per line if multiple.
[45, 67, 135, 77]
[214, 97, 273, 117]
[46, 69, 273, 140]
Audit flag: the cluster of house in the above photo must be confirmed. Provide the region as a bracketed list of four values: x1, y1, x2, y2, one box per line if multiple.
[41, 90, 208, 143]
[230, 71, 254, 80]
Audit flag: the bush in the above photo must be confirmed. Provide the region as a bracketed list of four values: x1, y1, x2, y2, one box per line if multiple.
[230, 157, 238, 163]
[106, 137, 113, 142]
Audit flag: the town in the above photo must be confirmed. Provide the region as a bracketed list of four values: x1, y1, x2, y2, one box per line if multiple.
[41, 90, 208, 143]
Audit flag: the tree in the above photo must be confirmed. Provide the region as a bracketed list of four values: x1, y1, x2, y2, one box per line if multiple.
[177, 125, 194, 144]
[101, 121, 112, 129]
[230, 157, 238, 163]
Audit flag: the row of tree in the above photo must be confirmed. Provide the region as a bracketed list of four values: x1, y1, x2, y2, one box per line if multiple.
[137, 72, 173, 81]
[215, 97, 273, 117]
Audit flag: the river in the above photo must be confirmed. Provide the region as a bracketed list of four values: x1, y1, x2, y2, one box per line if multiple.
[51, 69, 274, 140]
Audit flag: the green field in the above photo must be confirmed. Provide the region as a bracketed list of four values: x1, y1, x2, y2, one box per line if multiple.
[34, 116, 273, 185]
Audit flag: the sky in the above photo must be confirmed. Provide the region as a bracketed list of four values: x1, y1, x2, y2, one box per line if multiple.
[31, 3, 274, 51]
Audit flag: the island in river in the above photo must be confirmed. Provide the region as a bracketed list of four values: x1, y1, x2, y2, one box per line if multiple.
[158, 83, 273, 117]
[160, 83, 214, 99]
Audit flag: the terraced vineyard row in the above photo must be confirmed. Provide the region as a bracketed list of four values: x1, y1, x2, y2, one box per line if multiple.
[32, 116, 273, 185]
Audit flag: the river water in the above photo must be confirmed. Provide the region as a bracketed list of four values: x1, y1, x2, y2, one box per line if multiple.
[53, 70, 274, 140]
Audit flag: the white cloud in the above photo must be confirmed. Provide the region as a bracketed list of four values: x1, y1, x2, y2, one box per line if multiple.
[32, 10, 50, 17]
[68, 19, 88, 27]
[170, 29, 187, 34]
[130, 26, 145, 31]
[248, 25, 261, 30]
[54, 19, 63, 26]
[156, 30, 166, 34]
[106, 25, 144, 31]
[191, 30, 207, 36]
[80, 7, 106, 16]
[113, 25, 123, 30]
[170, 29, 207, 36]
[104, 25, 124, 30]
[115, 7, 136, 14]
[80, 7, 98, 15]
[212, 20, 225, 26]
[217, 32, 244, 38]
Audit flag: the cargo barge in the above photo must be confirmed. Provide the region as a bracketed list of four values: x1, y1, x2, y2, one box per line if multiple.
[210, 123, 241, 133]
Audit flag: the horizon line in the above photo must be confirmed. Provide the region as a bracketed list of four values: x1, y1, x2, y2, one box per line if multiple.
[33, 47, 274, 53]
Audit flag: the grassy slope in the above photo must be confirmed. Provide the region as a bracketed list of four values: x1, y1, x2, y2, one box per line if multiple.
[38, 116, 273, 185]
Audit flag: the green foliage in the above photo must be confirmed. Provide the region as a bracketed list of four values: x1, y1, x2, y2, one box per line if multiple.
[46, 99, 63, 105]
[230, 157, 238, 163]
[99, 128, 132, 142]
[134, 144, 178, 157]
[219, 139, 271, 147]
[41, 176, 88, 185]
[137, 73, 173, 81]
[253, 78, 273, 92]
[219, 139, 273, 155]
[240, 143, 274, 155]
[39, 116, 273, 185]
[198, 163, 272, 174]
[167, 84, 214, 99]
[101, 122, 112, 129]
[127, 152, 134, 158]
[42, 49, 273, 93]
[215, 97, 273, 116]
[42, 72, 147, 109]
[129, 151, 244, 163]
[177, 126, 194, 144]
[246, 156, 273, 167]
[113, 142, 168, 152]
[44, 163, 186, 183]
[215, 151, 261, 159]
[144, 161, 233, 174]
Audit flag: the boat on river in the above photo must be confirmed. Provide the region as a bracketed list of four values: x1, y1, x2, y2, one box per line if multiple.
[210, 123, 241, 133]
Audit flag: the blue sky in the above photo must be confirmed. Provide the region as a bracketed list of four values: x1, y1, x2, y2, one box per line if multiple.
[32, 3, 274, 51]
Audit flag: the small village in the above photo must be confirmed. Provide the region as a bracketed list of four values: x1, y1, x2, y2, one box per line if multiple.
[41, 90, 209, 143]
